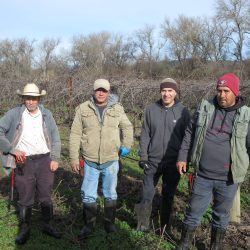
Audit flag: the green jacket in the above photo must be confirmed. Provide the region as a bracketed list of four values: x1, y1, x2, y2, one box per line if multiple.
[191, 99, 250, 183]
[69, 95, 133, 164]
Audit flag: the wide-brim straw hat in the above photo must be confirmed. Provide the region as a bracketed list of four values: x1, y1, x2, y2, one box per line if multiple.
[16, 83, 46, 96]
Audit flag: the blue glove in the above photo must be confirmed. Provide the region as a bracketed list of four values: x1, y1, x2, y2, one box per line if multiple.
[119, 147, 130, 157]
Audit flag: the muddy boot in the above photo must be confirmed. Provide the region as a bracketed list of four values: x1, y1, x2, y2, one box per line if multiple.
[176, 224, 196, 250]
[134, 201, 152, 231]
[41, 204, 62, 239]
[15, 207, 32, 245]
[104, 199, 117, 233]
[210, 226, 226, 250]
[78, 202, 97, 240]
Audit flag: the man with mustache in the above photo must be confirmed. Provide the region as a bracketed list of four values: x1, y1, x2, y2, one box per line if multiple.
[69, 79, 133, 239]
[177, 73, 250, 250]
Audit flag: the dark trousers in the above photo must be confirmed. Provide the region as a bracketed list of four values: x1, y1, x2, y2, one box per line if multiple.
[141, 162, 180, 203]
[141, 161, 180, 226]
[15, 155, 54, 207]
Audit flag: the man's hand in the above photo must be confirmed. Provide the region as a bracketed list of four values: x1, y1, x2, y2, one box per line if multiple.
[71, 163, 80, 173]
[14, 150, 26, 162]
[138, 160, 150, 170]
[50, 161, 59, 172]
[177, 161, 187, 175]
[119, 147, 130, 157]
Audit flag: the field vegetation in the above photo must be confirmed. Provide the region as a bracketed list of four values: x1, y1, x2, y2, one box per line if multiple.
[0, 1, 250, 249]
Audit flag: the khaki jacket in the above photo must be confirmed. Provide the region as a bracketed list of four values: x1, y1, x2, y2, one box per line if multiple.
[69, 95, 133, 164]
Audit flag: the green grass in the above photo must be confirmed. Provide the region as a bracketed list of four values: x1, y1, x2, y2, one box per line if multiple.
[121, 158, 143, 179]
[0, 196, 175, 250]
[241, 192, 250, 209]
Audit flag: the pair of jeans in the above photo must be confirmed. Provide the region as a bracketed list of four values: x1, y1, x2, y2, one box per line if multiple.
[81, 161, 119, 203]
[184, 175, 238, 230]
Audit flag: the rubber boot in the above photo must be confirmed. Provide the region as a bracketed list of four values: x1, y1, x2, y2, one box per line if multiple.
[78, 202, 97, 240]
[15, 207, 32, 245]
[134, 201, 152, 231]
[176, 224, 196, 250]
[210, 226, 226, 250]
[104, 199, 117, 233]
[41, 204, 62, 239]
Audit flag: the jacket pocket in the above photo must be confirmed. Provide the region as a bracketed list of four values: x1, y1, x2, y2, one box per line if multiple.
[104, 110, 120, 127]
[235, 122, 248, 137]
[81, 111, 98, 128]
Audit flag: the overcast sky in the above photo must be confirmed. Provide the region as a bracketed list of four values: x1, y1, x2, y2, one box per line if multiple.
[1, 0, 215, 44]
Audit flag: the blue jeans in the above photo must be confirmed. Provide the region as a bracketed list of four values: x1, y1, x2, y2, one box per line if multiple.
[184, 175, 238, 230]
[81, 161, 119, 203]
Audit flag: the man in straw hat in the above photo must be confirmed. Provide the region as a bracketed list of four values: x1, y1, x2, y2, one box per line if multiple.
[0, 83, 61, 245]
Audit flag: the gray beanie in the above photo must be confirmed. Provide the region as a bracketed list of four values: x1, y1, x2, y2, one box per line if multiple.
[160, 78, 179, 92]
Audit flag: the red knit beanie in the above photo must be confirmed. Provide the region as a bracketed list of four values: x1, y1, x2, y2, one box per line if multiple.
[216, 73, 240, 96]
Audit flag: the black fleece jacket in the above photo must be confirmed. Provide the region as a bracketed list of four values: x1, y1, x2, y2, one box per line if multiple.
[139, 99, 190, 165]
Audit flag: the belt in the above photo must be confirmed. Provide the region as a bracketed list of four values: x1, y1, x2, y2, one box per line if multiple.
[26, 152, 50, 160]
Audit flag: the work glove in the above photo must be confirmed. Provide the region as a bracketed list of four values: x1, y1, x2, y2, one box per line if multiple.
[138, 160, 151, 170]
[15, 155, 26, 176]
[119, 147, 130, 157]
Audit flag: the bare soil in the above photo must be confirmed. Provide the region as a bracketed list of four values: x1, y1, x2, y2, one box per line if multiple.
[116, 172, 250, 250]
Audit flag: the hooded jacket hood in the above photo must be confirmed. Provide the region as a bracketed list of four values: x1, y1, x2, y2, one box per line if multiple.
[91, 94, 119, 107]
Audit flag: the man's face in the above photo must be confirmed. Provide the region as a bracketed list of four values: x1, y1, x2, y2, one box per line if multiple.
[217, 86, 236, 108]
[24, 96, 39, 113]
[94, 88, 109, 106]
[161, 88, 177, 107]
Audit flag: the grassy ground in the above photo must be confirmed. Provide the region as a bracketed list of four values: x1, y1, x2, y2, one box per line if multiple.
[0, 126, 249, 250]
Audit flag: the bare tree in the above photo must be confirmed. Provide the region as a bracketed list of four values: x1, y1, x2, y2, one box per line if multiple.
[134, 24, 165, 77]
[0, 38, 34, 79]
[215, 0, 250, 62]
[71, 32, 110, 76]
[201, 18, 231, 61]
[35, 38, 60, 80]
[161, 15, 205, 77]
[103, 35, 136, 74]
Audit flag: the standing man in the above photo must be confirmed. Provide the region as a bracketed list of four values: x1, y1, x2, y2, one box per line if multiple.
[135, 78, 190, 234]
[177, 73, 250, 250]
[0, 83, 61, 245]
[69, 79, 133, 239]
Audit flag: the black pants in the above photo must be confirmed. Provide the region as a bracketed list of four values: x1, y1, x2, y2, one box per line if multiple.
[141, 161, 180, 203]
[15, 154, 54, 207]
